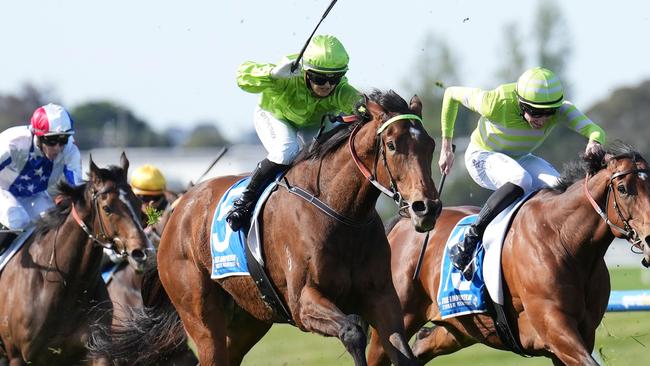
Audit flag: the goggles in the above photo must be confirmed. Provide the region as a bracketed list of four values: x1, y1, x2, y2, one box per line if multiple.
[520, 103, 558, 118]
[137, 194, 163, 203]
[306, 71, 344, 86]
[41, 134, 70, 146]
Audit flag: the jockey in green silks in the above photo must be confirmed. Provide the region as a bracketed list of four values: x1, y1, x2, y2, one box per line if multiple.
[226, 34, 362, 232]
[438, 67, 607, 279]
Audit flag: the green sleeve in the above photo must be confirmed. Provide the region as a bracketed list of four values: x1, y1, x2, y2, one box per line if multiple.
[440, 86, 486, 138]
[557, 102, 607, 144]
[236, 61, 286, 94]
[332, 82, 362, 114]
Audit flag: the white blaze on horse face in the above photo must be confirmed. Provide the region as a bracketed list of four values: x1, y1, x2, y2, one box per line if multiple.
[409, 123, 422, 140]
[120, 188, 145, 231]
[639, 172, 648, 181]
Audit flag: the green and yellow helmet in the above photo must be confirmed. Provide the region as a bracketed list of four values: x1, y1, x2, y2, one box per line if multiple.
[302, 35, 349, 74]
[516, 67, 564, 108]
[130, 164, 166, 196]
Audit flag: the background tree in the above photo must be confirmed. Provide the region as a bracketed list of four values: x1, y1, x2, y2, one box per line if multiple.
[71, 101, 170, 150]
[182, 122, 228, 147]
[0, 83, 56, 131]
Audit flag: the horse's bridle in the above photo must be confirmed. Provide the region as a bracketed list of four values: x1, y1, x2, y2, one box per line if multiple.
[584, 165, 650, 249]
[348, 112, 424, 217]
[69, 186, 124, 253]
[277, 110, 423, 227]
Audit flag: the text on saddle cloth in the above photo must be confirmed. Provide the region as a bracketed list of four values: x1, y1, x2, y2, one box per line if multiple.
[210, 176, 279, 279]
[437, 191, 534, 319]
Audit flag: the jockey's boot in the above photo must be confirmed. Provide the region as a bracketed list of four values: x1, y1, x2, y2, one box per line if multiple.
[226, 159, 287, 232]
[450, 182, 524, 280]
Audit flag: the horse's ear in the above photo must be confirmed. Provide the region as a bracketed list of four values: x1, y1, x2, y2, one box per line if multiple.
[409, 94, 423, 117]
[120, 151, 130, 180]
[89, 154, 100, 182]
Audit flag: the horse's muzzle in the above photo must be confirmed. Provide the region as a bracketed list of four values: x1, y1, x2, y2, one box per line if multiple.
[409, 198, 442, 232]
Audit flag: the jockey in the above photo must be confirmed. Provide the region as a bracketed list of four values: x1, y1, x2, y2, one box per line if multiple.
[438, 67, 606, 279]
[226, 34, 363, 231]
[130, 164, 170, 219]
[0, 103, 83, 233]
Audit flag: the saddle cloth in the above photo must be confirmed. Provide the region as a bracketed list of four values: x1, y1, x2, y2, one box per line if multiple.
[209, 176, 278, 279]
[437, 191, 535, 318]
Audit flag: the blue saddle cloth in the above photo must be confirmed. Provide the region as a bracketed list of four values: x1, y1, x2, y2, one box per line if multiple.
[437, 215, 488, 319]
[210, 177, 251, 279]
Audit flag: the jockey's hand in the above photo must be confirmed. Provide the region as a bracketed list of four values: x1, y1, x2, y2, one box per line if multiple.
[271, 59, 301, 79]
[585, 140, 604, 157]
[439, 137, 455, 175]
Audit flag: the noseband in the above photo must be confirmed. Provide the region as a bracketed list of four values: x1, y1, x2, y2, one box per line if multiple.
[584, 166, 650, 249]
[69, 186, 124, 253]
[348, 113, 423, 217]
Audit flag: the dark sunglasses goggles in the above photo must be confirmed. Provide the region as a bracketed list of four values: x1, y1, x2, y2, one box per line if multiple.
[306, 71, 344, 86]
[40, 134, 70, 146]
[520, 103, 558, 118]
[137, 194, 163, 203]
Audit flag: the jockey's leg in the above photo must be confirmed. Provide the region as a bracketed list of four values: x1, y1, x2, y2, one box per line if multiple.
[225, 158, 287, 231]
[450, 182, 524, 279]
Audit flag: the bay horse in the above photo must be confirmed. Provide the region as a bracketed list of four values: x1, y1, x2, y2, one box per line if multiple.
[90, 90, 442, 366]
[367, 144, 650, 366]
[0, 153, 150, 365]
[105, 190, 198, 366]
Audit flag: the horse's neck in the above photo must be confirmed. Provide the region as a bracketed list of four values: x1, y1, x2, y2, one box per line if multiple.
[44, 205, 103, 280]
[289, 129, 380, 220]
[540, 174, 615, 265]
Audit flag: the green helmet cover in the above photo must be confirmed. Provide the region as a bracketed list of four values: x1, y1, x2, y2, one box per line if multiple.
[516, 67, 564, 108]
[303, 35, 349, 74]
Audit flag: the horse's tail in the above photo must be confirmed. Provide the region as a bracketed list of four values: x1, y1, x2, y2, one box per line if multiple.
[88, 257, 190, 365]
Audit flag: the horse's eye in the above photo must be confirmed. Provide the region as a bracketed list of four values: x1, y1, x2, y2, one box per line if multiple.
[617, 184, 627, 195]
[103, 205, 113, 214]
[387, 141, 396, 151]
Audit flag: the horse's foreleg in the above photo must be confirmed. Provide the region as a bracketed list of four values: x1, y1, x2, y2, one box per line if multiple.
[368, 312, 427, 366]
[363, 292, 418, 366]
[410, 324, 467, 363]
[298, 286, 367, 366]
[225, 305, 272, 365]
[527, 307, 599, 366]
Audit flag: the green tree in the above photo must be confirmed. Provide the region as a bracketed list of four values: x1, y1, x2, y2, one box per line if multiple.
[71, 101, 170, 150]
[183, 123, 228, 147]
[0, 83, 57, 131]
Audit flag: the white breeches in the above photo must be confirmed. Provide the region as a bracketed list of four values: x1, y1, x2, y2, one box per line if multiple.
[464, 142, 560, 193]
[0, 190, 53, 230]
[253, 107, 323, 165]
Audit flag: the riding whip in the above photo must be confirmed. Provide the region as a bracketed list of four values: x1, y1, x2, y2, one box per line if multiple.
[290, 0, 340, 73]
[194, 146, 228, 185]
[412, 144, 456, 281]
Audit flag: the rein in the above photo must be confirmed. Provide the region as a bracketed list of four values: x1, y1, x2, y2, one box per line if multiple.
[278, 111, 422, 226]
[348, 113, 423, 217]
[583, 167, 650, 249]
[69, 187, 119, 251]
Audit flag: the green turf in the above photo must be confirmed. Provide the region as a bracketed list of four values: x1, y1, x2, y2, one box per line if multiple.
[240, 267, 650, 365]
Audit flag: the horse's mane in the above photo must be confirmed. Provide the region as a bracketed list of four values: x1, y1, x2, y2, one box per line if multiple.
[292, 89, 412, 165]
[552, 142, 641, 192]
[35, 164, 127, 235]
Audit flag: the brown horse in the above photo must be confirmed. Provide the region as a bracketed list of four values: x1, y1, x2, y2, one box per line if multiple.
[105, 190, 198, 366]
[0, 153, 149, 365]
[367, 144, 650, 366]
[90, 90, 442, 366]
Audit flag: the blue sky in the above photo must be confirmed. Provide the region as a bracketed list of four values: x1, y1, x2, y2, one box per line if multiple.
[1, 1, 648, 140]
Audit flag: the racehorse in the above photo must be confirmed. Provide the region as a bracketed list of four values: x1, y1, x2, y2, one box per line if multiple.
[0, 153, 150, 365]
[105, 189, 198, 366]
[90, 90, 442, 366]
[367, 144, 650, 366]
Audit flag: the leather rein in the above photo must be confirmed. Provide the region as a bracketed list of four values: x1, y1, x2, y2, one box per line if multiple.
[68, 186, 126, 255]
[279, 111, 422, 226]
[584, 166, 650, 250]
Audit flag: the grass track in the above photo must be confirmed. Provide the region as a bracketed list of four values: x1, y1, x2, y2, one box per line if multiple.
[241, 267, 650, 365]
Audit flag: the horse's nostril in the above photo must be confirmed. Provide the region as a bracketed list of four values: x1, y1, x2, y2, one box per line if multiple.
[411, 200, 426, 213]
[130, 249, 147, 262]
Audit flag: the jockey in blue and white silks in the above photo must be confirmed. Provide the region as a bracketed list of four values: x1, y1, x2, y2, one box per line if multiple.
[0, 103, 83, 230]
